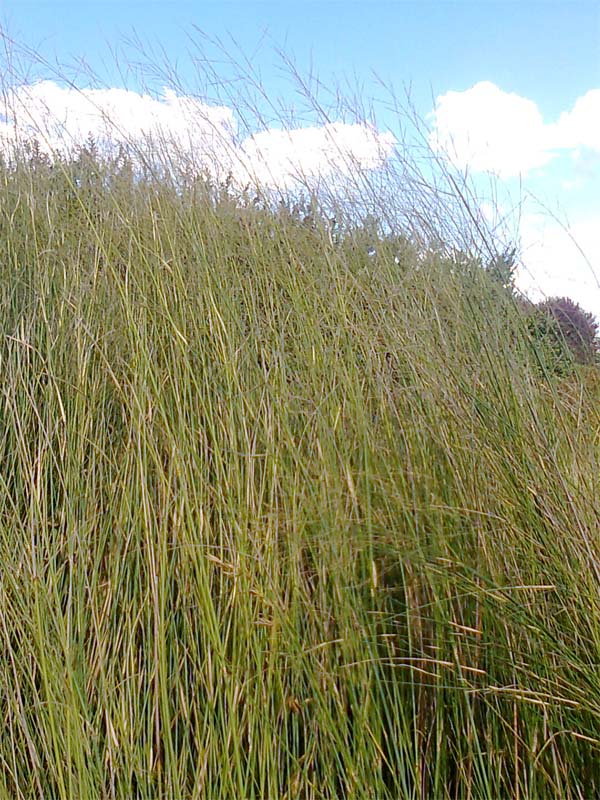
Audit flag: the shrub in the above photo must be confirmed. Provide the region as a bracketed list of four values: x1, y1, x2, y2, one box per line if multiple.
[536, 296, 600, 366]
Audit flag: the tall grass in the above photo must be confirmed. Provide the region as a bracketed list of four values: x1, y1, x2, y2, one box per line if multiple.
[0, 37, 600, 799]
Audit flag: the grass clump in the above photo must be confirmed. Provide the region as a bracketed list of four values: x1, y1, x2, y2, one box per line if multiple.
[0, 37, 599, 799]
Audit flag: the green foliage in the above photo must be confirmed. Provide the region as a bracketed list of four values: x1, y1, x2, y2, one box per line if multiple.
[486, 245, 518, 292]
[525, 304, 577, 377]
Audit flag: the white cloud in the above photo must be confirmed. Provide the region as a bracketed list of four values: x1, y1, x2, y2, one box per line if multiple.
[429, 82, 600, 179]
[0, 79, 395, 190]
[1, 80, 240, 179]
[550, 89, 600, 151]
[516, 212, 600, 319]
[428, 82, 600, 316]
[428, 81, 555, 178]
[239, 122, 396, 188]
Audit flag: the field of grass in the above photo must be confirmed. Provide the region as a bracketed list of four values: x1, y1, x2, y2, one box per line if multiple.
[1, 49, 600, 799]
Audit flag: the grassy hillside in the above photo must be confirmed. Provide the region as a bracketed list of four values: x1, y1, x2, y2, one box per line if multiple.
[0, 115, 600, 799]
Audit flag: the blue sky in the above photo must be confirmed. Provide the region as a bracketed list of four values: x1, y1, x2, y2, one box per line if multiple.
[1, 1, 599, 314]
[3, 2, 597, 113]
[2, 2, 597, 99]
